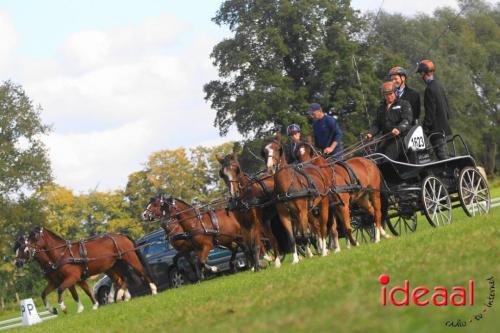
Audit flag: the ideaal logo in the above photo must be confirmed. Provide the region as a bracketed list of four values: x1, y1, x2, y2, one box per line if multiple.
[378, 274, 474, 306]
[378, 274, 495, 327]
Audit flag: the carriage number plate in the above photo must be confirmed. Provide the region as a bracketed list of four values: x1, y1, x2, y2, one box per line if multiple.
[407, 126, 426, 151]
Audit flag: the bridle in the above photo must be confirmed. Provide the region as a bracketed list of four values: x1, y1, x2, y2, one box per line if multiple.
[264, 139, 284, 173]
[220, 158, 243, 199]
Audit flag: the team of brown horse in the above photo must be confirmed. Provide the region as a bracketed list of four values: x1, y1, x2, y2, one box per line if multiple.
[142, 133, 390, 274]
[13, 133, 389, 314]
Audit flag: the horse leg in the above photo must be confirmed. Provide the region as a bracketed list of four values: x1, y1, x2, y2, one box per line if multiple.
[77, 280, 99, 310]
[319, 198, 330, 256]
[41, 282, 58, 314]
[370, 190, 390, 240]
[277, 203, 299, 264]
[107, 268, 129, 302]
[336, 195, 358, 247]
[262, 216, 281, 268]
[198, 242, 217, 274]
[57, 275, 80, 314]
[241, 228, 256, 271]
[297, 201, 314, 258]
[68, 285, 84, 313]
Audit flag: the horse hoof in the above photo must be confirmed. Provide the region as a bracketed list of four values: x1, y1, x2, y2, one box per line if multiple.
[334, 248, 341, 254]
[356, 241, 360, 246]
[274, 258, 282, 268]
[262, 254, 273, 262]
[92, 303, 99, 310]
[52, 307, 58, 315]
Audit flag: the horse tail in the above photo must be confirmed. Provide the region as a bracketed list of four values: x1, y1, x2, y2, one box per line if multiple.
[270, 213, 292, 254]
[123, 235, 157, 286]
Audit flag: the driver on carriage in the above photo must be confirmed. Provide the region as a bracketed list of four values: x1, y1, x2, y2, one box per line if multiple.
[364, 82, 413, 161]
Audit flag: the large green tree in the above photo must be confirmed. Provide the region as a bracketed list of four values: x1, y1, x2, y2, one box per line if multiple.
[0, 81, 52, 307]
[204, 0, 377, 141]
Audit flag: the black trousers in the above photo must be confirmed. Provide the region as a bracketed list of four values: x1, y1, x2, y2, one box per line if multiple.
[430, 135, 449, 160]
[376, 137, 402, 160]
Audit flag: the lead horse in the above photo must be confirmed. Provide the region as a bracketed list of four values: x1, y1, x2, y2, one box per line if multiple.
[23, 226, 157, 313]
[14, 235, 100, 313]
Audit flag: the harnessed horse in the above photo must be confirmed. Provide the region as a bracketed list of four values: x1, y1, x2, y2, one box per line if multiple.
[143, 196, 245, 277]
[22, 226, 157, 313]
[14, 235, 102, 313]
[293, 140, 390, 245]
[262, 134, 332, 264]
[217, 152, 288, 269]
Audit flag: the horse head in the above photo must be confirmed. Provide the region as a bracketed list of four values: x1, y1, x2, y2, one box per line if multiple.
[261, 134, 284, 175]
[216, 152, 241, 199]
[13, 234, 30, 269]
[294, 137, 320, 163]
[26, 225, 51, 251]
[144, 194, 181, 220]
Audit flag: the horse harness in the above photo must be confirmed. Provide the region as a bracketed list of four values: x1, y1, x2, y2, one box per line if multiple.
[331, 160, 362, 193]
[44, 234, 125, 281]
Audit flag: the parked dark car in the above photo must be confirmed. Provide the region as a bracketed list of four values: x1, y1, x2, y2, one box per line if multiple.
[92, 229, 247, 305]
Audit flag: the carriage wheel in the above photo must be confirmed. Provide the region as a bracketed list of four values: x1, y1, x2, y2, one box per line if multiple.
[351, 215, 375, 243]
[458, 167, 491, 217]
[421, 176, 452, 227]
[386, 212, 417, 236]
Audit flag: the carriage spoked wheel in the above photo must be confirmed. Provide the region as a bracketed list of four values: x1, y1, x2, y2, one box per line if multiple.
[458, 167, 491, 217]
[385, 212, 417, 236]
[351, 215, 375, 243]
[421, 176, 452, 227]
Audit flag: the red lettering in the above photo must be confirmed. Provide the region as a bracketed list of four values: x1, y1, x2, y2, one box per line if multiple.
[469, 280, 474, 305]
[412, 286, 429, 306]
[389, 280, 409, 306]
[432, 287, 448, 306]
[379, 274, 390, 306]
[450, 287, 466, 306]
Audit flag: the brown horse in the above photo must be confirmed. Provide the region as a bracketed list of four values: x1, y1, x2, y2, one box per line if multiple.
[216, 152, 284, 269]
[14, 235, 99, 313]
[143, 195, 244, 276]
[292, 140, 390, 246]
[262, 134, 331, 264]
[25, 226, 157, 313]
[142, 197, 202, 280]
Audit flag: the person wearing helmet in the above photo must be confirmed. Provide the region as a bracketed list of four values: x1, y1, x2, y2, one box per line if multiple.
[308, 103, 343, 158]
[364, 82, 413, 160]
[416, 59, 452, 160]
[286, 123, 303, 163]
[388, 66, 421, 123]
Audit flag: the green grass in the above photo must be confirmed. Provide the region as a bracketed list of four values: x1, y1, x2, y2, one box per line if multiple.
[6, 206, 499, 333]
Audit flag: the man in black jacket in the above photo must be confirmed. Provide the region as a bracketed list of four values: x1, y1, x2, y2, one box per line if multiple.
[365, 82, 413, 160]
[389, 66, 421, 124]
[416, 59, 452, 160]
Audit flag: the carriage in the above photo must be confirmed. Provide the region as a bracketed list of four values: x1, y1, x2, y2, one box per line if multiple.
[349, 125, 491, 242]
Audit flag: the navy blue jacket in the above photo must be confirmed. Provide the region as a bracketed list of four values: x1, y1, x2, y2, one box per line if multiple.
[312, 115, 343, 156]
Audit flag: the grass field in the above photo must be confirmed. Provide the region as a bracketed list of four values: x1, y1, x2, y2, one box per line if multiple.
[5, 202, 498, 333]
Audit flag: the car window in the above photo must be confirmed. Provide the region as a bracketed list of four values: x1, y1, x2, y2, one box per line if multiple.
[144, 241, 168, 258]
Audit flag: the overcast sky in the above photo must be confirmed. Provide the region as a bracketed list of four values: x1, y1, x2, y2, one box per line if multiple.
[0, 0, 469, 192]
